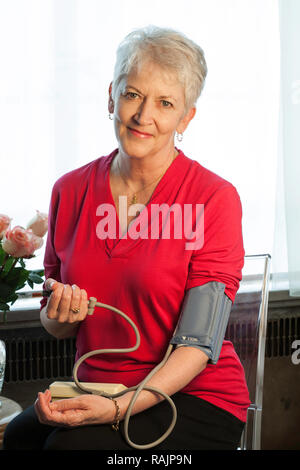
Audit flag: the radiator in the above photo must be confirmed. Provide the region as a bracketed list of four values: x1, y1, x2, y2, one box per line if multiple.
[266, 316, 300, 358]
[3, 330, 76, 383]
[2, 316, 300, 384]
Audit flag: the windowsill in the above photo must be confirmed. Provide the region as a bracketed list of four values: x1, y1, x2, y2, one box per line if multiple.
[1, 285, 300, 330]
[0, 296, 42, 329]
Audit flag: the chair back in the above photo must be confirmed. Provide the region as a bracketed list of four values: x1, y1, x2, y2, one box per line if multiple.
[225, 254, 271, 450]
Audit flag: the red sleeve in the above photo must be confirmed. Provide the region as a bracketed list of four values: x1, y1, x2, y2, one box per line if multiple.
[185, 184, 245, 302]
[40, 182, 62, 311]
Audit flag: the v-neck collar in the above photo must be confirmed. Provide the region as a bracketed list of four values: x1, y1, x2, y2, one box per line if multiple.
[96, 148, 190, 258]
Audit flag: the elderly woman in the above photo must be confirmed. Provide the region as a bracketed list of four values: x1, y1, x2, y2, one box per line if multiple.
[4, 26, 250, 450]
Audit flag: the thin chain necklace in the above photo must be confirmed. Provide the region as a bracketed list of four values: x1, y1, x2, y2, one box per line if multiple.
[117, 151, 177, 206]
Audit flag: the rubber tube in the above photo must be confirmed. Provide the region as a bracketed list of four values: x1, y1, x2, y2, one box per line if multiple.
[72, 298, 177, 449]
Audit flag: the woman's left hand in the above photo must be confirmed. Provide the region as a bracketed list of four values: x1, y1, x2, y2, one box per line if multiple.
[34, 390, 116, 427]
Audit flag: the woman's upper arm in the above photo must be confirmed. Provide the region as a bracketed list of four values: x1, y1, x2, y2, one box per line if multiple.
[186, 184, 245, 302]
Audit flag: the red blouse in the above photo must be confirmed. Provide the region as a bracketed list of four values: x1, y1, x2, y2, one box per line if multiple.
[41, 149, 250, 422]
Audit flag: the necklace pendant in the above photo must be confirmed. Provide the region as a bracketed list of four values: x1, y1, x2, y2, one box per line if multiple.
[131, 194, 137, 205]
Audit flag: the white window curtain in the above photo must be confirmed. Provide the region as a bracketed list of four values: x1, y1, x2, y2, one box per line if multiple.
[0, 0, 289, 291]
[273, 0, 300, 296]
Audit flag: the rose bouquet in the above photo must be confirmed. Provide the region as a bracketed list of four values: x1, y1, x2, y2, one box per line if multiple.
[0, 211, 48, 321]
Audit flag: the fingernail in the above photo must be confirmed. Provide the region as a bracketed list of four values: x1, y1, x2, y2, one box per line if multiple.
[72, 284, 77, 290]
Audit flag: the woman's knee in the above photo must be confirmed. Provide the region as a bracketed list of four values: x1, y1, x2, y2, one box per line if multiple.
[43, 424, 130, 450]
[3, 405, 53, 450]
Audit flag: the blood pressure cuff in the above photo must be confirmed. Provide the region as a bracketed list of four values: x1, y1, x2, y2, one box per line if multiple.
[170, 282, 232, 364]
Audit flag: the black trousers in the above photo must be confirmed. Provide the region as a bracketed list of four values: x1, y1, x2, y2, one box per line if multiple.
[3, 393, 244, 451]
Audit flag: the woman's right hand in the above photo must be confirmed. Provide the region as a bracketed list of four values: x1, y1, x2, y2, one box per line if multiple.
[44, 278, 89, 324]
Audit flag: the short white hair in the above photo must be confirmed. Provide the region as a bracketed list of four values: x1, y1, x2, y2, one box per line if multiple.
[111, 25, 208, 112]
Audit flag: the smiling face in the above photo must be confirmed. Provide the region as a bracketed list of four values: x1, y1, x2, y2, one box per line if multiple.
[109, 61, 196, 161]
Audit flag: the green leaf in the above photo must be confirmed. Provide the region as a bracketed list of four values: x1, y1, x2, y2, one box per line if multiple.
[0, 243, 7, 265]
[32, 269, 44, 277]
[2, 256, 15, 274]
[10, 293, 19, 305]
[0, 301, 10, 312]
[27, 278, 34, 289]
[0, 281, 15, 301]
[28, 272, 44, 284]
[4, 267, 29, 290]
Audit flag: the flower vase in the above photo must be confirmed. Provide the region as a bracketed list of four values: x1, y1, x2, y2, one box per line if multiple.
[0, 339, 5, 405]
[0, 339, 23, 448]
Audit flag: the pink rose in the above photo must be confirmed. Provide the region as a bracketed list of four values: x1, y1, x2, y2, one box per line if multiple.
[26, 210, 48, 237]
[2, 226, 43, 258]
[0, 214, 11, 240]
